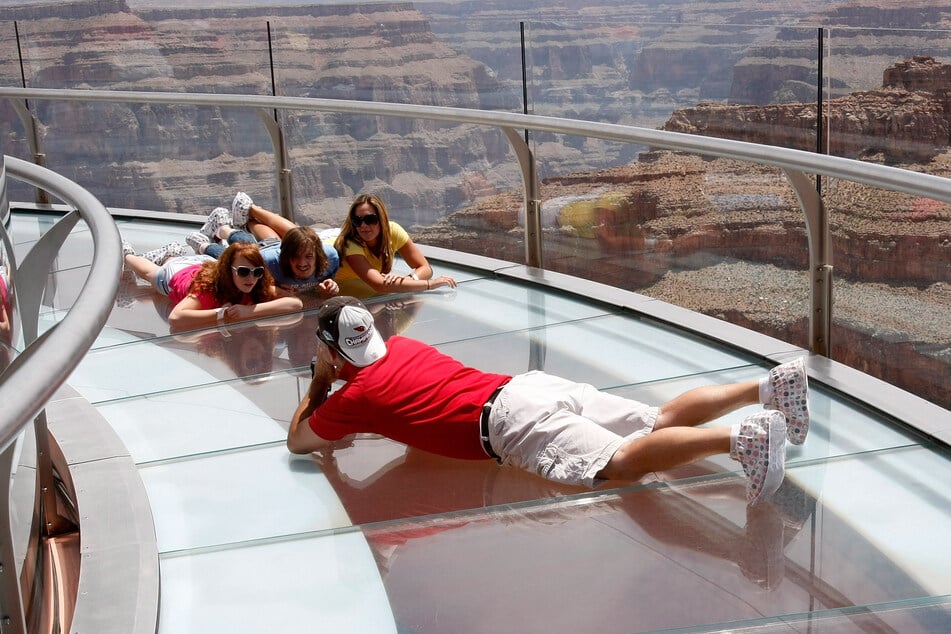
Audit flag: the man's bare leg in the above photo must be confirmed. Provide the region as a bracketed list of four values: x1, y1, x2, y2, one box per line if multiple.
[654, 380, 759, 431]
[599, 409, 787, 505]
[598, 426, 732, 482]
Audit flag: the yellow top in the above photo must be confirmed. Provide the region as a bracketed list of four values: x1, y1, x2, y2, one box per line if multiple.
[334, 221, 410, 297]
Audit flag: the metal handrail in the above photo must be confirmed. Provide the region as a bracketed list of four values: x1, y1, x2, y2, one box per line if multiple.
[4, 87, 950, 201]
[0, 155, 122, 449]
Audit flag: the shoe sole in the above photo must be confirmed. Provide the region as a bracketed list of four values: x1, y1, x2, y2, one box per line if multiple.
[752, 414, 787, 506]
[232, 193, 251, 227]
[785, 358, 809, 445]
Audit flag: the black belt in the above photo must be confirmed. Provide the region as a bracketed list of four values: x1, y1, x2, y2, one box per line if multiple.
[479, 384, 506, 463]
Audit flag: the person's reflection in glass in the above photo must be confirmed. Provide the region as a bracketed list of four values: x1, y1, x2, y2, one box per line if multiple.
[307, 437, 812, 592]
[172, 313, 301, 383]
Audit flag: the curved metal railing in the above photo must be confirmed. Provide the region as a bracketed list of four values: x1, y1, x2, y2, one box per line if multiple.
[0, 155, 122, 446]
[0, 154, 122, 634]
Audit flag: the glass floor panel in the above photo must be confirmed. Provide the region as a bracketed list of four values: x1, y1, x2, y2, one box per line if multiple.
[13, 210, 951, 632]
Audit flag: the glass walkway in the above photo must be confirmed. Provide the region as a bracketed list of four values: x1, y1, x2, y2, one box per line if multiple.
[11, 207, 951, 633]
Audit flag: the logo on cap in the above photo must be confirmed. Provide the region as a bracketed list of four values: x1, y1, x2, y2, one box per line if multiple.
[344, 324, 373, 348]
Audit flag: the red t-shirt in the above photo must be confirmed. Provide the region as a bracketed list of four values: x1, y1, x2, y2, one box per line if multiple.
[310, 336, 511, 460]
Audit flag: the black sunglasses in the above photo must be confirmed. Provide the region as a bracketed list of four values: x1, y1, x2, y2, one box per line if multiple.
[232, 265, 265, 279]
[351, 213, 380, 227]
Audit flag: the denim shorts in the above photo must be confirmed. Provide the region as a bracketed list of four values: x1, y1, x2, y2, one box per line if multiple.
[485, 371, 657, 488]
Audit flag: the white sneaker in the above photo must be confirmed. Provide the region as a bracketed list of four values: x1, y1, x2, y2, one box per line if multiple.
[121, 240, 136, 258]
[200, 207, 232, 240]
[186, 231, 211, 254]
[231, 192, 253, 229]
[142, 242, 188, 266]
[731, 411, 786, 506]
[765, 358, 810, 445]
[167, 243, 189, 258]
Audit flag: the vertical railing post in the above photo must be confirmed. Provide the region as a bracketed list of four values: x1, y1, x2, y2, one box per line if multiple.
[782, 168, 833, 356]
[9, 101, 50, 206]
[256, 109, 295, 222]
[500, 127, 543, 269]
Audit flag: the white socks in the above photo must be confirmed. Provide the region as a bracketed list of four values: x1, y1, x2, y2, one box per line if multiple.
[758, 376, 773, 405]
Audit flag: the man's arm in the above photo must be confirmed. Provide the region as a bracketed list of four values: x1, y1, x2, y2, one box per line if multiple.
[287, 346, 342, 454]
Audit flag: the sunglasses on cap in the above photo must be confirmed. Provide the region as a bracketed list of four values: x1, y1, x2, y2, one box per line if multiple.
[351, 213, 380, 227]
[232, 265, 265, 279]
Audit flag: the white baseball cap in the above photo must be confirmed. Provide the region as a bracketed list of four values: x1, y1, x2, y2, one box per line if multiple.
[316, 296, 387, 367]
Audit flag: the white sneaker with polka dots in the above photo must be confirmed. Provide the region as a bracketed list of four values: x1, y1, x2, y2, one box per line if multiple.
[731, 410, 786, 505]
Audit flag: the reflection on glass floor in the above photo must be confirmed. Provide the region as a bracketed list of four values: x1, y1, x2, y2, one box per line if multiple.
[15, 210, 951, 632]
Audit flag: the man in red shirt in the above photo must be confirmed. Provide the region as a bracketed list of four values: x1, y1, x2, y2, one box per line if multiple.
[288, 297, 809, 505]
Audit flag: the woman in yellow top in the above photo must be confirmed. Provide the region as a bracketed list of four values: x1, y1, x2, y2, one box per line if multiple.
[333, 193, 457, 297]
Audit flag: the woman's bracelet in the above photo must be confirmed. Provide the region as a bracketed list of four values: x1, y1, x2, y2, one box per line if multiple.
[426, 280, 430, 290]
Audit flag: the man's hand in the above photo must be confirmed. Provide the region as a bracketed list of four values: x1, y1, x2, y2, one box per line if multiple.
[287, 344, 340, 454]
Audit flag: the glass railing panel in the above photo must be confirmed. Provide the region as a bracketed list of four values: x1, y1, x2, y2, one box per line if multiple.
[820, 187, 950, 409]
[823, 30, 951, 410]
[524, 22, 822, 171]
[9, 9, 272, 94]
[0, 19, 20, 90]
[278, 115, 524, 242]
[1, 170, 18, 360]
[4, 11, 280, 214]
[511, 21, 822, 354]
[824, 27, 951, 172]
[528, 161, 813, 353]
[15, 98, 280, 215]
[267, 11, 520, 109]
[265, 12, 532, 230]
[0, 20, 35, 204]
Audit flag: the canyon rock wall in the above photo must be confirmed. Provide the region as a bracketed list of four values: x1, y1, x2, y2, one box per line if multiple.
[0, 1, 524, 224]
[6, 1, 951, 222]
[667, 56, 951, 164]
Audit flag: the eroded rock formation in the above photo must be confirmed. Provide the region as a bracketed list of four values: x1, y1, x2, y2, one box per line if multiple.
[666, 56, 951, 164]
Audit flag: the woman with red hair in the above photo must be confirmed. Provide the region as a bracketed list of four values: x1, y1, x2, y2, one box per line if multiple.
[122, 239, 302, 332]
